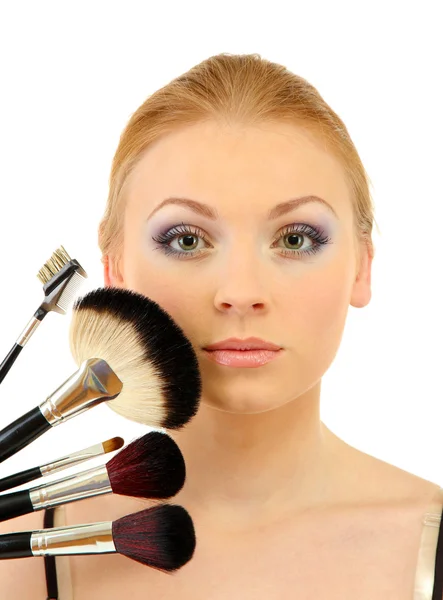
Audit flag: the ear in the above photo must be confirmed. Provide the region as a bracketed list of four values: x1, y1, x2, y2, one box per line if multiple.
[350, 241, 373, 309]
[102, 254, 125, 288]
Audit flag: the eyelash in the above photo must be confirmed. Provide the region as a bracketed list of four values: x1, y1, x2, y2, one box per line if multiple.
[151, 222, 332, 260]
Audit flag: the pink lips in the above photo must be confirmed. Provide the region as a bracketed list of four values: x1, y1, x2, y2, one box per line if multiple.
[203, 337, 282, 368]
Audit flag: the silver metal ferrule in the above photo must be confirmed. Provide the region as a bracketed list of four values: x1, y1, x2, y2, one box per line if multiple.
[31, 521, 115, 556]
[16, 316, 42, 347]
[40, 441, 107, 476]
[39, 357, 123, 427]
[29, 464, 111, 510]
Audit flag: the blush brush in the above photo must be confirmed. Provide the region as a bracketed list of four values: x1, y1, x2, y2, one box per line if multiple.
[0, 286, 201, 464]
[0, 246, 87, 385]
[0, 431, 186, 521]
[0, 436, 124, 493]
[0, 503, 196, 571]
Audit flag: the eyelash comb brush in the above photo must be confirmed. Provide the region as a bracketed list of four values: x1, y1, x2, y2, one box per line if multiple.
[0, 245, 87, 385]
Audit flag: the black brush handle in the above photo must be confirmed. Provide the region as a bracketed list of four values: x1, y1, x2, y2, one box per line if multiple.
[0, 490, 34, 522]
[0, 407, 51, 464]
[0, 344, 23, 385]
[0, 531, 33, 558]
[0, 467, 42, 493]
[0, 307, 47, 386]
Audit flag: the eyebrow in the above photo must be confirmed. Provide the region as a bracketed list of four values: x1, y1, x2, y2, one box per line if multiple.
[146, 194, 338, 221]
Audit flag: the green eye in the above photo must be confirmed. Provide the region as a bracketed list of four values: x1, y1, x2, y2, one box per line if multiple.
[152, 222, 332, 260]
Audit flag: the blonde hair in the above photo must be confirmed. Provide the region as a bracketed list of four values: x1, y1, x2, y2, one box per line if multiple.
[98, 52, 379, 271]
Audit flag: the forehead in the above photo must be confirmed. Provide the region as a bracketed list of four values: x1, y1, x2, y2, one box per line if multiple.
[126, 120, 352, 219]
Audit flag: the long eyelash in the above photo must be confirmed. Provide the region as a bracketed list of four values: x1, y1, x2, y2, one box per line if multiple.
[151, 223, 208, 260]
[151, 222, 332, 260]
[151, 223, 205, 245]
[277, 223, 331, 248]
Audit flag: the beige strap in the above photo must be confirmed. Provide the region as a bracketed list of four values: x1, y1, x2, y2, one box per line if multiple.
[53, 505, 74, 600]
[414, 486, 443, 599]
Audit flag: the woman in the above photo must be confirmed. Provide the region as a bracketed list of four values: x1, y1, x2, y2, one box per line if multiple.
[1, 52, 442, 599]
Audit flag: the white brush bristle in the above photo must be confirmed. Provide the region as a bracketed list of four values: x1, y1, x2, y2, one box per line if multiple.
[37, 245, 72, 285]
[69, 308, 167, 427]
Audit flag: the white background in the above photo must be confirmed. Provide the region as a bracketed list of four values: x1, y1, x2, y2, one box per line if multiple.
[0, 1, 441, 490]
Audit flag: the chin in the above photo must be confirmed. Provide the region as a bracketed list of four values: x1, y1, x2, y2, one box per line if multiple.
[197, 362, 295, 413]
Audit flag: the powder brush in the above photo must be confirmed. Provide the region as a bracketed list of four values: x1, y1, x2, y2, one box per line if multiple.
[0, 503, 195, 571]
[0, 431, 185, 521]
[0, 246, 87, 385]
[0, 436, 124, 493]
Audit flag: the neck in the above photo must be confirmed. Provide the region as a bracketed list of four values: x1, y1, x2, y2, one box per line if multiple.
[168, 381, 351, 532]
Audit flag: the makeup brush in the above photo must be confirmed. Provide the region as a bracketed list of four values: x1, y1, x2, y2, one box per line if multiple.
[0, 357, 122, 464]
[0, 431, 186, 521]
[0, 436, 124, 493]
[0, 503, 196, 571]
[0, 246, 87, 385]
[0, 286, 201, 465]
[69, 286, 201, 428]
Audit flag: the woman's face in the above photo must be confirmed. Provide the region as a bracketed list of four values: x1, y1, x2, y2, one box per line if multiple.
[105, 120, 372, 414]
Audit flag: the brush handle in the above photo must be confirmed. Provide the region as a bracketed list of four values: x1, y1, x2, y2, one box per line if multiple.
[0, 531, 32, 558]
[0, 407, 50, 464]
[0, 490, 33, 522]
[0, 467, 42, 493]
[0, 344, 23, 385]
[0, 308, 47, 385]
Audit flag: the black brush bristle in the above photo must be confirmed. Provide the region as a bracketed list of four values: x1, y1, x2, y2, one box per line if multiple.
[112, 504, 196, 571]
[72, 287, 202, 429]
[107, 431, 186, 499]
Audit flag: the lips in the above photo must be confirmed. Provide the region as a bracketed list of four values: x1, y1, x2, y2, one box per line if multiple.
[203, 337, 283, 369]
[204, 337, 281, 351]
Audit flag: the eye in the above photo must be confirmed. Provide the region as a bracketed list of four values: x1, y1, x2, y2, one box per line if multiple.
[174, 233, 202, 251]
[152, 224, 209, 259]
[275, 231, 308, 251]
[272, 223, 331, 257]
[151, 222, 332, 260]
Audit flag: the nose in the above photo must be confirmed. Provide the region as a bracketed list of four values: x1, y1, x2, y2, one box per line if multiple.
[212, 245, 270, 317]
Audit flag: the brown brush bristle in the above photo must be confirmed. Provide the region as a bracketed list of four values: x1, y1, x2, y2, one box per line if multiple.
[107, 431, 186, 499]
[102, 437, 125, 454]
[69, 287, 202, 429]
[37, 245, 72, 284]
[112, 504, 196, 571]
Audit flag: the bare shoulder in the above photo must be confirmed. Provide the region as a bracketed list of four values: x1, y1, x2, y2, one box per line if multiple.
[0, 510, 49, 599]
[350, 444, 442, 506]
[330, 429, 441, 508]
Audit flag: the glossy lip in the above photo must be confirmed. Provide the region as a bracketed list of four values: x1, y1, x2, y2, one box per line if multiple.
[203, 348, 282, 368]
[203, 337, 282, 351]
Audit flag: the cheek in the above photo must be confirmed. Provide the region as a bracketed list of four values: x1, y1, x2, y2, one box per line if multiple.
[282, 267, 352, 355]
[121, 231, 203, 343]
[121, 214, 159, 293]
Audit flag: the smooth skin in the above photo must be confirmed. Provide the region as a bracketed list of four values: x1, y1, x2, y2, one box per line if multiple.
[0, 120, 439, 599]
